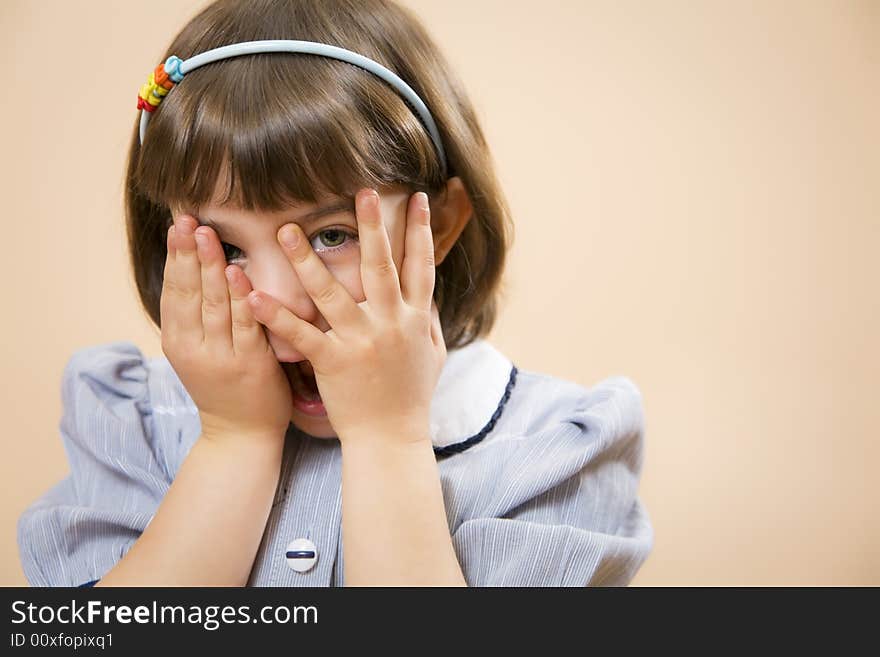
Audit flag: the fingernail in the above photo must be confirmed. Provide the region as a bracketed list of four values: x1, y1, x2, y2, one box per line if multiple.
[194, 230, 207, 247]
[280, 225, 299, 248]
[418, 192, 429, 211]
[249, 292, 263, 306]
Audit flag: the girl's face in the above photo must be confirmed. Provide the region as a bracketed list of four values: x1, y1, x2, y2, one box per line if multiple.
[171, 182, 414, 440]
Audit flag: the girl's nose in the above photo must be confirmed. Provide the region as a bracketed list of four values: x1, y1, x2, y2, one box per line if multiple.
[248, 255, 330, 347]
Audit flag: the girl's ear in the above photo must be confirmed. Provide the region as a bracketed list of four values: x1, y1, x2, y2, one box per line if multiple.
[430, 176, 474, 265]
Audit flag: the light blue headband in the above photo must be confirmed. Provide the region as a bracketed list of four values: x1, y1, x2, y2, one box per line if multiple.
[137, 39, 448, 177]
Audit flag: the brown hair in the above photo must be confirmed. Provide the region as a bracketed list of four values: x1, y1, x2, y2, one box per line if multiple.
[125, 0, 513, 349]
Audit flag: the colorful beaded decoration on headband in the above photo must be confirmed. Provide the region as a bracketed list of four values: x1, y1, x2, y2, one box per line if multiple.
[136, 56, 185, 113]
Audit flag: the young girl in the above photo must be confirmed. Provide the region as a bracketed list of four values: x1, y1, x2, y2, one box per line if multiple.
[18, 0, 652, 587]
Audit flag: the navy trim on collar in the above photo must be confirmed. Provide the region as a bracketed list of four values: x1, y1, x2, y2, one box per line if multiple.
[433, 364, 518, 458]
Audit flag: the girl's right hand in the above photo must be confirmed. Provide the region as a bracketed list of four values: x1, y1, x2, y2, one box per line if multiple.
[160, 213, 293, 444]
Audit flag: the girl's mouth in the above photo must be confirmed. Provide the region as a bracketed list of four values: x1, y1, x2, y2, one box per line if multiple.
[282, 361, 327, 417]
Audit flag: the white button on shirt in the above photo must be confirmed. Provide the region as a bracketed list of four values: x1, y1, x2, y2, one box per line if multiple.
[285, 538, 318, 573]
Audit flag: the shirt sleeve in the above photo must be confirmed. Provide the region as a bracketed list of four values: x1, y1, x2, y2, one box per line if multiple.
[17, 342, 171, 587]
[450, 376, 654, 587]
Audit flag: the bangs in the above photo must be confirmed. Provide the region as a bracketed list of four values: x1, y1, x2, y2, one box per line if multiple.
[133, 53, 444, 213]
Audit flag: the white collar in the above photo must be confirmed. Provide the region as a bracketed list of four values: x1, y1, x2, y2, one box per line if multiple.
[428, 338, 517, 453]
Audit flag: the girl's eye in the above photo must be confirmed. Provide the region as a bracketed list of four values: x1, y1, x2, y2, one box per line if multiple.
[221, 242, 244, 264]
[310, 228, 358, 253]
[219, 228, 358, 265]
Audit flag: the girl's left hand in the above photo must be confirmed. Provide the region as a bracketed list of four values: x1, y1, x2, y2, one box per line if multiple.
[247, 188, 446, 446]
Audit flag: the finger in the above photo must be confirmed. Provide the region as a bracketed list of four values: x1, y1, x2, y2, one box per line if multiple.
[194, 226, 233, 353]
[356, 188, 403, 314]
[160, 224, 177, 334]
[430, 299, 445, 351]
[247, 290, 333, 365]
[166, 222, 176, 258]
[165, 215, 204, 344]
[277, 222, 367, 337]
[400, 191, 435, 312]
[224, 265, 268, 356]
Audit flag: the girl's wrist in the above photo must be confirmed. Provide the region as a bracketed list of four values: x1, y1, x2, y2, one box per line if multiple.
[338, 421, 432, 452]
[198, 412, 289, 448]
[198, 423, 289, 454]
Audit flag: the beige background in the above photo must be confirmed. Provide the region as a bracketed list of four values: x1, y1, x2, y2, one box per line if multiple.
[2, 0, 877, 586]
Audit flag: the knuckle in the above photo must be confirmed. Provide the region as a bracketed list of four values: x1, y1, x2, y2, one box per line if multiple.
[316, 284, 338, 305]
[231, 314, 255, 331]
[387, 322, 407, 342]
[376, 258, 396, 276]
[164, 278, 200, 304]
[358, 336, 382, 363]
[161, 277, 182, 297]
[285, 327, 306, 346]
[201, 294, 227, 313]
[182, 288, 202, 305]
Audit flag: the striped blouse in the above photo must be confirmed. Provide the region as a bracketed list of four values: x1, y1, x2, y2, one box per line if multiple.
[17, 338, 653, 586]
